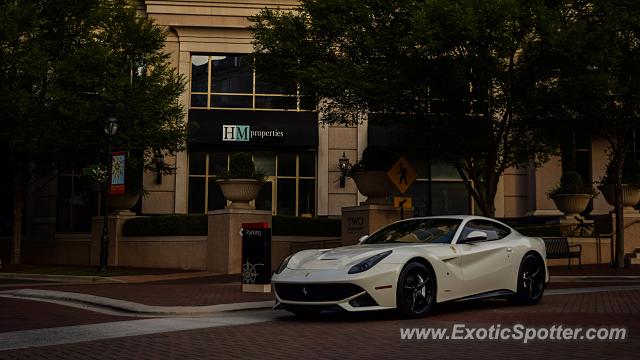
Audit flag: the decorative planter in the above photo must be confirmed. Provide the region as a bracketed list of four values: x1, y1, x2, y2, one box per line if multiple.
[217, 179, 264, 209]
[599, 184, 640, 210]
[351, 171, 394, 205]
[109, 192, 141, 212]
[550, 194, 593, 218]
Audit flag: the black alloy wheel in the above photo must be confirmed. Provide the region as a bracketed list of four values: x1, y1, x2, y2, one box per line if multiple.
[513, 254, 546, 305]
[396, 262, 435, 317]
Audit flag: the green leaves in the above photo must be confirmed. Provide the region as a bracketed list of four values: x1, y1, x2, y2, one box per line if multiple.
[0, 0, 186, 193]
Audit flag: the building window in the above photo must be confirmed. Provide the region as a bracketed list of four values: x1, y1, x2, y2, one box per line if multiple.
[393, 158, 471, 216]
[188, 151, 316, 216]
[56, 168, 98, 232]
[190, 54, 313, 111]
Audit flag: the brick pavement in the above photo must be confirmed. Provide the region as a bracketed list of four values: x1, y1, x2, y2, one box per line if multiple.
[549, 264, 640, 276]
[1, 290, 638, 360]
[26, 279, 274, 306]
[0, 298, 137, 333]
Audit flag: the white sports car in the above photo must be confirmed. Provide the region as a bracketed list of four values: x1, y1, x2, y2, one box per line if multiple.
[272, 215, 548, 317]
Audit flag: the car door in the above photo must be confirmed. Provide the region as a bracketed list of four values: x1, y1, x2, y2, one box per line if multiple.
[456, 220, 514, 297]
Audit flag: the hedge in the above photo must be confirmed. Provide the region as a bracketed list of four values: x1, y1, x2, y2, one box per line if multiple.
[122, 215, 208, 237]
[272, 216, 341, 237]
[122, 214, 342, 237]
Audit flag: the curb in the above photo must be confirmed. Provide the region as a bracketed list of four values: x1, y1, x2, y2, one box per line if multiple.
[0, 289, 274, 315]
[0, 273, 125, 284]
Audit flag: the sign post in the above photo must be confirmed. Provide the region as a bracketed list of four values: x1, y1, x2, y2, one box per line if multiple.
[241, 222, 272, 293]
[387, 156, 417, 219]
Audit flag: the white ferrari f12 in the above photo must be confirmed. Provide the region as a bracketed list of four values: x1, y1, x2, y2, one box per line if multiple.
[272, 216, 548, 317]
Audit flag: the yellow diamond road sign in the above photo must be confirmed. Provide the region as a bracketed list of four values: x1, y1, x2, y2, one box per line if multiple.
[387, 156, 417, 194]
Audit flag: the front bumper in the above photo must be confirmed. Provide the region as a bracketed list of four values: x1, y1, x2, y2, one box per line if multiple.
[271, 264, 400, 312]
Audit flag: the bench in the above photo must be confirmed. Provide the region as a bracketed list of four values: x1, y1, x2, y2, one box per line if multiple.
[543, 237, 582, 268]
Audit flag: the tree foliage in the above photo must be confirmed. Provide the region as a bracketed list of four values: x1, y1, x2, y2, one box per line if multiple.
[536, 0, 640, 267]
[0, 0, 186, 263]
[251, 0, 556, 216]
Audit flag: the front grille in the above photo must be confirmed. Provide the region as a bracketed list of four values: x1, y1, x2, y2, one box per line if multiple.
[274, 283, 365, 302]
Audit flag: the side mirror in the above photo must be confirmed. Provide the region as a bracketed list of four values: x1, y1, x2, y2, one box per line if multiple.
[463, 231, 487, 243]
[357, 235, 369, 244]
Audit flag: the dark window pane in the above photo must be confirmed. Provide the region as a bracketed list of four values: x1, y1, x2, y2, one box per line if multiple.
[207, 180, 226, 211]
[255, 152, 276, 176]
[191, 56, 209, 92]
[189, 152, 206, 175]
[277, 179, 296, 216]
[255, 181, 273, 212]
[299, 95, 317, 111]
[277, 153, 296, 176]
[210, 152, 228, 176]
[188, 178, 205, 213]
[255, 96, 296, 110]
[190, 94, 207, 108]
[410, 158, 428, 179]
[255, 74, 295, 95]
[431, 161, 460, 180]
[212, 55, 252, 94]
[299, 152, 315, 177]
[432, 182, 470, 215]
[211, 95, 252, 108]
[56, 171, 97, 233]
[298, 179, 315, 217]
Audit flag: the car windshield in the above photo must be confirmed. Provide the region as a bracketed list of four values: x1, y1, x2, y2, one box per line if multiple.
[362, 218, 462, 244]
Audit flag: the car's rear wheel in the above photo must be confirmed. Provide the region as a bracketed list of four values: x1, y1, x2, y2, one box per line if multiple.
[512, 254, 545, 305]
[396, 262, 435, 317]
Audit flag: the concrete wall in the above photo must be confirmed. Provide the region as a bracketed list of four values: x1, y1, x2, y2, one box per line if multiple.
[118, 236, 207, 270]
[22, 233, 92, 265]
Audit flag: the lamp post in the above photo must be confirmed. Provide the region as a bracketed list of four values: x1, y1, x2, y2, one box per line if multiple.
[99, 115, 119, 274]
[338, 152, 351, 188]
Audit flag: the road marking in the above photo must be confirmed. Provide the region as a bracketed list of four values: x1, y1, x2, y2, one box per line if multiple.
[0, 309, 285, 351]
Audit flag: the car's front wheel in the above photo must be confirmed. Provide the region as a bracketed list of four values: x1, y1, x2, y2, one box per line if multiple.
[512, 254, 546, 305]
[396, 261, 435, 317]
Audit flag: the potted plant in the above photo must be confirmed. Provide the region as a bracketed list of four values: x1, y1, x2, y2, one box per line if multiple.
[216, 152, 265, 209]
[548, 171, 598, 218]
[348, 146, 397, 205]
[598, 160, 640, 210]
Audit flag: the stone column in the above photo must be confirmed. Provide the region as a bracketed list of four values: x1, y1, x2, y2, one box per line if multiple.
[207, 209, 272, 274]
[341, 205, 412, 246]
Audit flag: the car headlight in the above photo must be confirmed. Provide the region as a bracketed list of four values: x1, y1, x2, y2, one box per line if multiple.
[348, 250, 392, 274]
[275, 254, 293, 274]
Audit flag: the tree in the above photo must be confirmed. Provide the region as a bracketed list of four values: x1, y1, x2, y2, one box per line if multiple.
[251, 0, 556, 216]
[537, 0, 640, 267]
[0, 0, 186, 264]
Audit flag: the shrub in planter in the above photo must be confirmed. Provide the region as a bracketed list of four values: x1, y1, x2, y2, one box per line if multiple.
[348, 147, 399, 204]
[548, 171, 598, 217]
[598, 160, 640, 208]
[216, 152, 265, 209]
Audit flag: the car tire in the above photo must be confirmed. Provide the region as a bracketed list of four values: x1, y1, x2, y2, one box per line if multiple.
[396, 261, 436, 318]
[512, 254, 546, 305]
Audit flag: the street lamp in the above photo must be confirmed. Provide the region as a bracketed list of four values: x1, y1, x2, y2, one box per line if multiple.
[99, 115, 118, 274]
[338, 152, 351, 188]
